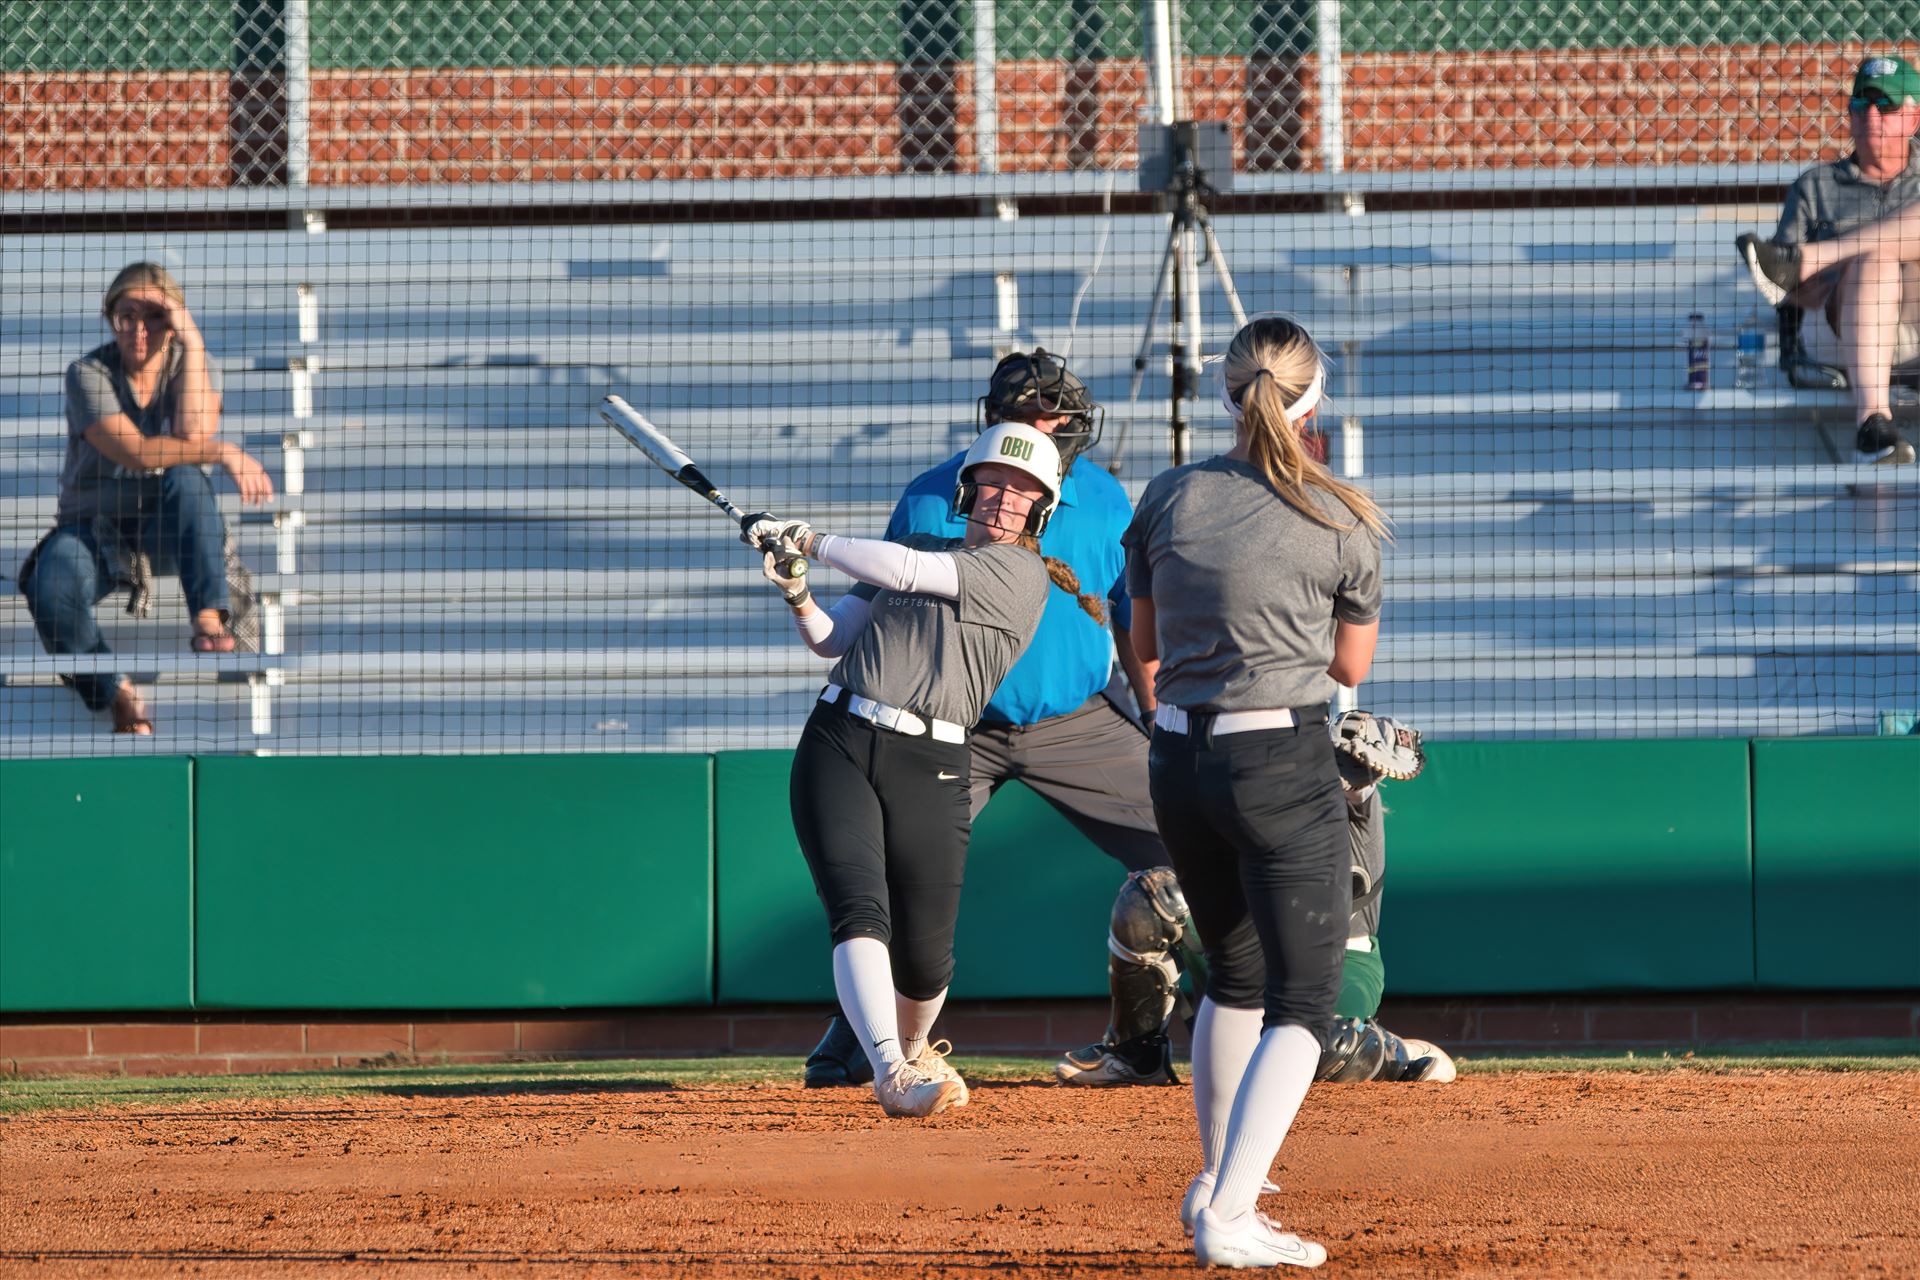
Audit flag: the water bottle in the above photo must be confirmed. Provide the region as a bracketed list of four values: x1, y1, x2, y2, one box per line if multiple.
[1735, 309, 1765, 390]
[1686, 313, 1711, 391]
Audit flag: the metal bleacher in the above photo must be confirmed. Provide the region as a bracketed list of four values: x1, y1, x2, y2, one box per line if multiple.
[1, 195, 1915, 755]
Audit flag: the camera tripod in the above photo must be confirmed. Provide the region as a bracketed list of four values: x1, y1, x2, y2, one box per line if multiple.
[1120, 121, 1248, 470]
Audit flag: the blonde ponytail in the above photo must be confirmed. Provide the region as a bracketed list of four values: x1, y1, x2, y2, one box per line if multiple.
[1222, 317, 1390, 540]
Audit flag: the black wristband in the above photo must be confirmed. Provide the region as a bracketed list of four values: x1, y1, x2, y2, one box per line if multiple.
[784, 587, 811, 609]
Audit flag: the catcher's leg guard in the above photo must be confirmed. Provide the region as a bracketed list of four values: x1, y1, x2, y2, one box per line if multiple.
[1058, 868, 1194, 1086]
[1314, 1017, 1457, 1082]
[1313, 1016, 1391, 1082]
[1106, 867, 1192, 1044]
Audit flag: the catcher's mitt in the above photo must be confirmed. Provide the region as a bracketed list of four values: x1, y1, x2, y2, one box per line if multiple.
[1332, 710, 1425, 782]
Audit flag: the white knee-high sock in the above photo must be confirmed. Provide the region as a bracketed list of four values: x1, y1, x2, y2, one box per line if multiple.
[1192, 998, 1266, 1175]
[832, 938, 904, 1074]
[896, 989, 947, 1062]
[1209, 1022, 1323, 1219]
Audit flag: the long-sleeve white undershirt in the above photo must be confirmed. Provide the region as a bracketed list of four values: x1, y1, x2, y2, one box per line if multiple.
[789, 535, 963, 658]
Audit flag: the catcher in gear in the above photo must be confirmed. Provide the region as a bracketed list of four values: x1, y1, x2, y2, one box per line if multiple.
[1315, 709, 1455, 1083]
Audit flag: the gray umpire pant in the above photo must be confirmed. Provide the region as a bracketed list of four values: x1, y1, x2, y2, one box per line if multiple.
[968, 681, 1169, 874]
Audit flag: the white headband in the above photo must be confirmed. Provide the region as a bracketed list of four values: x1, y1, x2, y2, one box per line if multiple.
[1218, 363, 1326, 426]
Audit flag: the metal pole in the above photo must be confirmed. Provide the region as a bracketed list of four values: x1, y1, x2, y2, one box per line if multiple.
[1316, 0, 1344, 174]
[972, 0, 998, 173]
[285, 0, 310, 187]
[1143, 0, 1177, 125]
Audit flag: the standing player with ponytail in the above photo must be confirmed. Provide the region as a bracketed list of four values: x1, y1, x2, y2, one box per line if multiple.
[1124, 316, 1388, 1268]
[748, 424, 1092, 1118]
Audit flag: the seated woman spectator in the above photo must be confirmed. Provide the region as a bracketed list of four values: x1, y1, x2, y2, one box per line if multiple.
[18, 262, 274, 734]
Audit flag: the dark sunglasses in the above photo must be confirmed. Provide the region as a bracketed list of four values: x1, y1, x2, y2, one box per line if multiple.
[1849, 93, 1902, 114]
[109, 307, 170, 330]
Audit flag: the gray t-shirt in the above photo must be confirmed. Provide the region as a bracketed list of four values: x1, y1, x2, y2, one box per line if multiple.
[828, 533, 1050, 728]
[1773, 152, 1920, 249]
[60, 341, 222, 522]
[1124, 456, 1382, 712]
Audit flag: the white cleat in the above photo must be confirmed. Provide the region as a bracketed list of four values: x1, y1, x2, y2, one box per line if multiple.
[1181, 1172, 1285, 1236]
[912, 1039, 970, 1108]
[1193, 1207, 1328, 1269]
[873, 1057, 965, 1117]
[1398, 1038, 1458, 1083]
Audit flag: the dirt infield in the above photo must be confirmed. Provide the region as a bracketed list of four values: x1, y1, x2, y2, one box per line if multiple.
[3, 1069, 1916, 1278]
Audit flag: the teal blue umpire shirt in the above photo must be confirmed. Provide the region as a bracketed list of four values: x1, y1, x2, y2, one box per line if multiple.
[885, 452, 1135, 725]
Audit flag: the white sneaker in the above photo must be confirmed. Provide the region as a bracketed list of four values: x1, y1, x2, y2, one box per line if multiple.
[1181, 1171, 1284, 1236]
[1193, 1206, 1327, 1269]
[1397, 1038, 1458, 1083]
[913, 1039, 970, 1107]
[873, 1057, 965, 1118]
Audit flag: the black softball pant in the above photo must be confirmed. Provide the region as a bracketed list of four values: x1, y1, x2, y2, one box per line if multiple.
[1147, 720, 1350, 1047]
[789, 699, 973, 1000]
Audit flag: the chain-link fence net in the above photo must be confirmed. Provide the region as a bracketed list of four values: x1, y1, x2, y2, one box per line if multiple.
[1, 2, 1916, 755]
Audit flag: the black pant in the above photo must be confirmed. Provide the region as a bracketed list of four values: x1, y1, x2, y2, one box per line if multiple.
[1147, 719, 1349, 1046]
[789, 699, 973, 1000]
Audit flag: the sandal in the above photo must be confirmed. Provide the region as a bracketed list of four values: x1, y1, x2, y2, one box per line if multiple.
[110, 685, 155, 736]
[191, 627, 236, 653]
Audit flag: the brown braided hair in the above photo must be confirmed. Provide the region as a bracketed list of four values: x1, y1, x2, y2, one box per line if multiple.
[1013, 532, 1106, 623]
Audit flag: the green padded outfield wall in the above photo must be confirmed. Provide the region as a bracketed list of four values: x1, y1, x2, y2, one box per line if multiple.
[713, 751, 1121, 1003]
[1381, 739, 1755, 994]
[0, 757, 195, 1012]
[1752, 738, 1920, 989]
[192, 755, 712, 1009]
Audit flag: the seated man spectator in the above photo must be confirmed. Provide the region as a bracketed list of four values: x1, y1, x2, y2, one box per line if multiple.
[1736, 53, 1920, 465]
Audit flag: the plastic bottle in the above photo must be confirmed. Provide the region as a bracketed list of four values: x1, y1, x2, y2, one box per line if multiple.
[1735, 309, 1765, 390]
[1687, 313, 1711, 391]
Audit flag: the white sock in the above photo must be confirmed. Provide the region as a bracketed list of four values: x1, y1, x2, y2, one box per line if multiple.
[896, 989, 947, 1062]
[1192, 998, 1265, 1175]
[1209, 1023, 1323, 1219]
[831, 938, 904, 1074]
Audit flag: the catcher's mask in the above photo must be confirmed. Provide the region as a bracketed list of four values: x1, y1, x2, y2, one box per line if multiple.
[979, 347, 1103, 474]
[953, 423, 1063, 537]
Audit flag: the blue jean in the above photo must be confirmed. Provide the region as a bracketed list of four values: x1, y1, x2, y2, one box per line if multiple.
[20, 466, 230, 711]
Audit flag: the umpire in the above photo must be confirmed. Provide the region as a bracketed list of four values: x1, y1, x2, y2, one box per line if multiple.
[804, 348, 1194, 1088]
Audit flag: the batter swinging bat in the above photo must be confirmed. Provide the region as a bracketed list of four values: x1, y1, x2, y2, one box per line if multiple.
[599, 395, 807, 579]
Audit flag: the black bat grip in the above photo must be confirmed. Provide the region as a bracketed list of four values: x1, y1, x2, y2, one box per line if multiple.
[756, 539, 809, 580]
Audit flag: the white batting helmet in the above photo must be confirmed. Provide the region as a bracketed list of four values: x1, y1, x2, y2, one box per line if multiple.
[954, 423, 1063, 536]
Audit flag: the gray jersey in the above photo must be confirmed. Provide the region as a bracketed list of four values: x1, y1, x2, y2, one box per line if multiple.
[60, 341, 222, 522]
[1347, 789, 1385, 939]
[1124, 457, 1382, 712]
[829, 533, 1049, 728]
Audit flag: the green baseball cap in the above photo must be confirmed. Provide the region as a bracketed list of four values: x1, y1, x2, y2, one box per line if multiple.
[1851, 54, 1920, 106]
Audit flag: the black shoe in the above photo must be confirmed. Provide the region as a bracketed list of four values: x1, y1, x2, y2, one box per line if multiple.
[1736, 233, 1801, 306]
[1782, 352, 1850, 390]
[802, 1015, 874, 1088]
[1856, 413, 1917, 464]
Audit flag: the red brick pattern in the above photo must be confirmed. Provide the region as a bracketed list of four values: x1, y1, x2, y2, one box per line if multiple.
[0, 72, 229, 190]
[2, 995, 1912, 1077]
[8, 44, 1907, 192]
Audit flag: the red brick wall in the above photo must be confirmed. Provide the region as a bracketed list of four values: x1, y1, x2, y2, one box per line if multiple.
[4, 995, 1914, 1077]
[0, 46, 1888, 191]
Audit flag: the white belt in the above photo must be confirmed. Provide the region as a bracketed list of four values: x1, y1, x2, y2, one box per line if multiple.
[822, 684, 967, 744]
[1154, 704, 1306, 735]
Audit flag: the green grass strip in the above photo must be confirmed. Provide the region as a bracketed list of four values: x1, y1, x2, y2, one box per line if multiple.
[3, 1044, 1915, 1116]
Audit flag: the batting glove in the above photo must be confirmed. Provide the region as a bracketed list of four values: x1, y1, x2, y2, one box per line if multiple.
[740, 514, 815, 556]
[763, 545, 810, 606]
